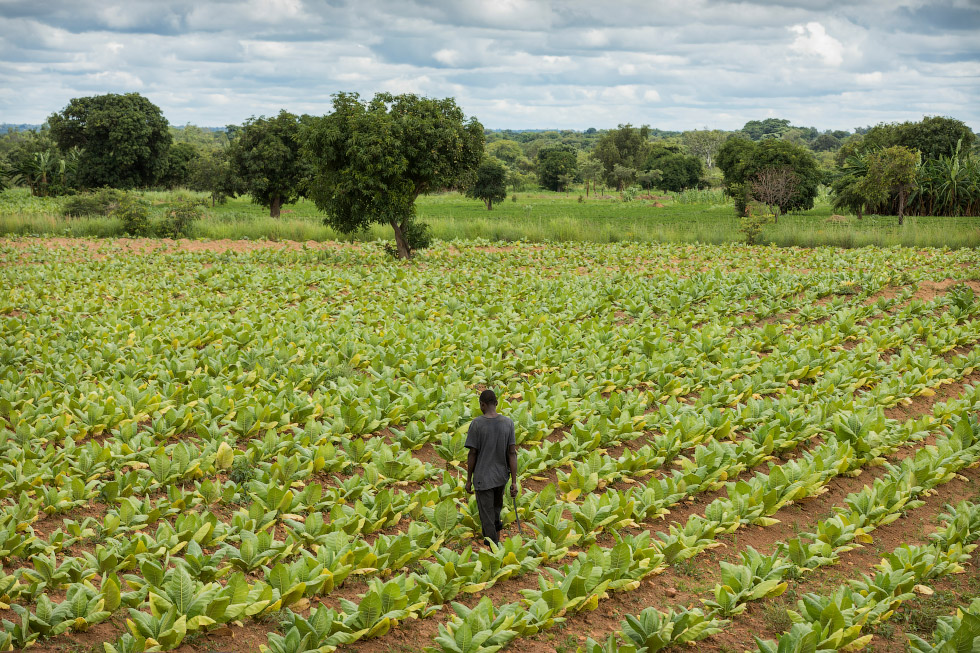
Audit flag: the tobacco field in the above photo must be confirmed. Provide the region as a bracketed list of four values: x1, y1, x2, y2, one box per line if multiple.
[2, 236, 980, 653]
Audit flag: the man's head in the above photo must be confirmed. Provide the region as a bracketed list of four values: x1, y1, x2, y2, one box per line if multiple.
[479, 389, 497, 413]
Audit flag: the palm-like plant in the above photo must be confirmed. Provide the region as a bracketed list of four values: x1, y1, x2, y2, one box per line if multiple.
[837, 138, 979, 218]
[830, 153, 870, 218]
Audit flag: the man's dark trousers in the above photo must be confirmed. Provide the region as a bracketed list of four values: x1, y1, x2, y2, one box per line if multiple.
[476, 484, 505, 544]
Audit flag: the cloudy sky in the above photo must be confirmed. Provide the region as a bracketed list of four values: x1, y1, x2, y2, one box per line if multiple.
[1, 0, 978, 131]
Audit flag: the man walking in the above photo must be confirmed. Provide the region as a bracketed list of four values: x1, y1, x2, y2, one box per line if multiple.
[464, 389, 518, 547]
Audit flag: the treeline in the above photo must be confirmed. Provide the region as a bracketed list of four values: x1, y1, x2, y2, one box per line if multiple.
[1, 93, 977, 241]
[483, 117, 857, 194]
[830, 118, 979, 220]
[0, 98, 902, 203]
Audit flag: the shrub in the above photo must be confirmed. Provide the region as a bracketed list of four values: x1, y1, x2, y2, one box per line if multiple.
[159, 196, 204, 238]
[739, 206, 773, 245]
[112, 194, 151, 236]
[622, 185, 641, 202]
[62, 187, 126, 217]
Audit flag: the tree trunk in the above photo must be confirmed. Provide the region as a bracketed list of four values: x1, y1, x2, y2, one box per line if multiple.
[897, 189, 906, 225]
[390, 220, 412, 259]
[270, 195, 281, 218]
[857, 206, 863, 220]
[486, 200, 492, 210]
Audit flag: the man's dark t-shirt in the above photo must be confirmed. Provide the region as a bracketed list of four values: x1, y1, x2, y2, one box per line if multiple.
[465, 415, 515, 490]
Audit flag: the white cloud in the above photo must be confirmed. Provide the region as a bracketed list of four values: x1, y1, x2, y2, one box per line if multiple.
[581, 29, 610, 47]
[600, 85, 640, 102]
[856, 71, 883, 84]
[789, 21, 845, 67]
[433, 49, 460, 66]
[241, 40, 294, 59]
[84, 70, 143, 88]
[384, 74, 432, 95]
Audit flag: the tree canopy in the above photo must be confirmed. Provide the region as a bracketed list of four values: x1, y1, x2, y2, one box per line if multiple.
[48, 93, 171, 189]
[682, 129, 727, 168]
[536, 143, 578, 192]
[858, 146, 919, 224]
[594, 124, 651, 189]
[717, 138, 820, 214]
[304, 92, 484, 258]
[466, 158, 508, 210]
[645, 144, 704, 192]
[486, 139, 524, 165]
[188, 148, 242, 207]
[851, 116, 975, 161]
[228, 110, 306, 217]
[831, 117, 979, 218]
[160, 142, 199, 189]
[810, 133, 841, 152]
[578, 154, 604, 196]
[740, 118, 791, 141]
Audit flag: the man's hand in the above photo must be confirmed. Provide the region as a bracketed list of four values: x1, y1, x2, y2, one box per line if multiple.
[510, 482, 518, 497]
[465, 480, 473, 494]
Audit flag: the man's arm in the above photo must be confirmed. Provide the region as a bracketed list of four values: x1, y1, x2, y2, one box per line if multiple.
[465, 447, 477, 493]
[464, 420, 479, 493]
[507, 443, 518, 496]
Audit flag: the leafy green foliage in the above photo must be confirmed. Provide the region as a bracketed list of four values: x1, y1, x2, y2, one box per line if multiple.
[187, 148, 241, 207]
[717, 138, 820, 215]
[702, 547, 789, 616]
[644, 143, 704, 192]
[856, 146, 920, 223]
[466, 159, 508, 210]
[228, 110, 306, 218]
[3, 238, 980, 653]
[594, 125, 651, 189]
[913, 142, 980, 216]
[739, 207, 774, 245]
[856, 116, 975, 162]
[304, 92, 483, 258]
[159, 196, 205, 238]
[537, 143, 578, 192]
[740, 118, 792, 141]
[113, 193, 151, 237]
[619, 606, 727, 651]
[160, 142, 200, 189]
[62, 187, 127, 217]
[48, 93, 172, 189]
[7, 148, 80, 196]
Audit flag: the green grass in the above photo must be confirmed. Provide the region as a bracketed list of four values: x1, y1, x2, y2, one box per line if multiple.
[2, 186, 979, 248]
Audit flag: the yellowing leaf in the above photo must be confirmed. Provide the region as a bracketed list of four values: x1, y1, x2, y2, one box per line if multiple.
[215, 442, 234, 470]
